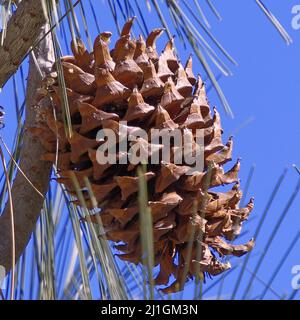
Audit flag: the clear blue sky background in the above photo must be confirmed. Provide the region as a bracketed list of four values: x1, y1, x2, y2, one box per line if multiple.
[0, 1, 299, 300]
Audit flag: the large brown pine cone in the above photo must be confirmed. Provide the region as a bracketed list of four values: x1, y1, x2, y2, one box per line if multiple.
[32, 18, 254, 293]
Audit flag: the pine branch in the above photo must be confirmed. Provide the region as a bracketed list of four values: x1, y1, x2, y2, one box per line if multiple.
[0, 0, 47, 88]
[0, 23, 54, 274]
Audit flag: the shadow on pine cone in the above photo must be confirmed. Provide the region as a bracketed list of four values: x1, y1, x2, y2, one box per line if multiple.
[31, 18, 254, 294]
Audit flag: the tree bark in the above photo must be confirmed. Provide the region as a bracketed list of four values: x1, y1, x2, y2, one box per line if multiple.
[0, 0, 47, 88]
[0, 23, 54, 273]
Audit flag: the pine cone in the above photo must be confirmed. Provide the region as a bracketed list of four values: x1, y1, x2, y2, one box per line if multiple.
[32, 19, 254, 293]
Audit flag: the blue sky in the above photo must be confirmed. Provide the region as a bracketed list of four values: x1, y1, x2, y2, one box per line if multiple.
[0, 1, 300, 300]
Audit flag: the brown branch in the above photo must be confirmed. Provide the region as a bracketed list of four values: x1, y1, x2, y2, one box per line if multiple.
[0, 23, 54, 273]
[0, 0, 47, 88]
